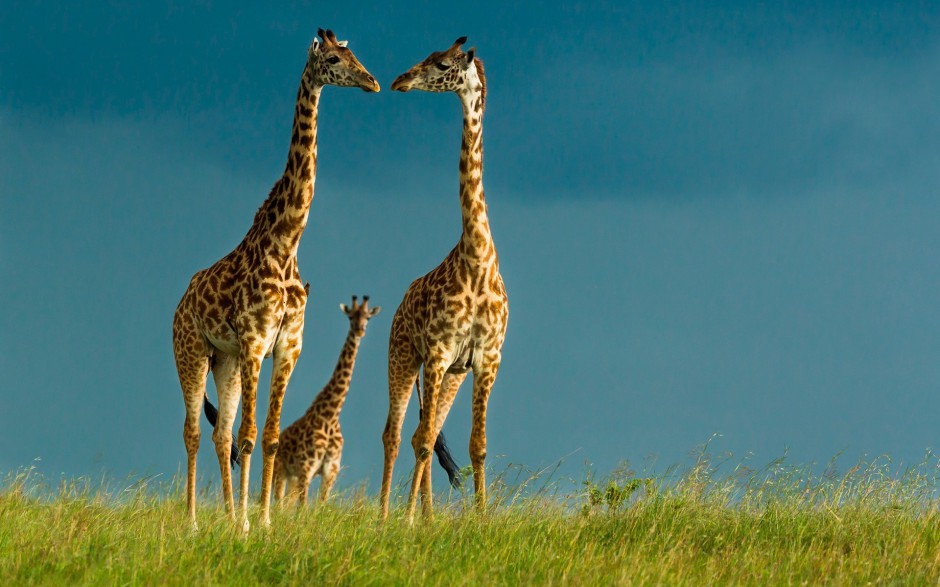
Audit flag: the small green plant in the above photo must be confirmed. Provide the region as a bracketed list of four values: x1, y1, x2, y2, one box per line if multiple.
[581, 476, 651, 515]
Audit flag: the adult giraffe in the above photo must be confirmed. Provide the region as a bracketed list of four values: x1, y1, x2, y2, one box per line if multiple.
[382, 37, 509, 523]
[172, 28, 378, 531]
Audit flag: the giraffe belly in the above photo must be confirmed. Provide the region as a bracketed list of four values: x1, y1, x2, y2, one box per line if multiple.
[447, 337, 475, 374]
[200, 312, 285, 358]
[204, 328, 240, 357]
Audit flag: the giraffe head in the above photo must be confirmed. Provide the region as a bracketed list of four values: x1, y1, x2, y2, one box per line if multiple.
[390, 37, 485, 103]
[340, 295, 381, 338]
[306, 28, 380, 92]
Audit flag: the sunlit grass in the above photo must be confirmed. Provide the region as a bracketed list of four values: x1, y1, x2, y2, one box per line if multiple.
[3, 447, 940, 585]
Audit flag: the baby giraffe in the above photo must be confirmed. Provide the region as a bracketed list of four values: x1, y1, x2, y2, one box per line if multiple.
[273, 295, 380, 505]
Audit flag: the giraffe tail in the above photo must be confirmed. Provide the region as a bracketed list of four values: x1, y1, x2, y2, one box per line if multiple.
[434, 430, 463, 489]
[202, 395, 241, 469]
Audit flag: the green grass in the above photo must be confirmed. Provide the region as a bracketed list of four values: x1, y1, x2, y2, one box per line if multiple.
[3, 451, 940, 585]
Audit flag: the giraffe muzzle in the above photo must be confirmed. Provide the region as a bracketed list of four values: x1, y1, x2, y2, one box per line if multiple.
[361, 75, 380, 93]
[390, 74, 413, 92]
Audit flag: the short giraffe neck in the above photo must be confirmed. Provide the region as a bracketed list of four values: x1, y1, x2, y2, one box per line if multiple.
[456, 66, 494, 263]
[311, 326, 362, 416]
[248, 71, 322, 259]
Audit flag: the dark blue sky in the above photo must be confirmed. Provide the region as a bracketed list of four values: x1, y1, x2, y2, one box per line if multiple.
[2, 1, 939, 493]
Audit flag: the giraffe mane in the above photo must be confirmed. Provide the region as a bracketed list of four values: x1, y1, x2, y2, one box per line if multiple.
[473, 57, 486, 110]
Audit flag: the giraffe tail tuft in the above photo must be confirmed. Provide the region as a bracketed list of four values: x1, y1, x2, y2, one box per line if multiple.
[434, 430, 462, 489]
[202, 395, 241, 469]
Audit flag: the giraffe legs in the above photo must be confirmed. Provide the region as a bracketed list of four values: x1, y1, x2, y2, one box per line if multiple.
[297, 473, 312, 506]
[272, 463, 287, 505]
[381, 330, 419, 521]
[258, 343, 301, 527]
[319, 451, 341, 503]
[419, 372, 467, 516]
[405, 362, 446, 524]
[172, 308, 210, 529]
[210, 353, 241, 520]
[182, 386, 205, 527]
[236, 351, 262, 532]
[470, 358, 501, 510]
[282, 474, 302, 507]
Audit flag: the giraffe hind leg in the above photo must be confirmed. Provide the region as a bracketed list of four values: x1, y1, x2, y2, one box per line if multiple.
[236, 351, 263, 532]
[272, 461, 286, 505]
[259, 342, 302, 526]
[172, 307, 210, 528]
[417, 369, 467, 516]
[470, 360, 502, 510]
[432, 372, 467, 489]
[416, 371, 467, 513]
[210, 353, 241, 519]
[406, 362, 446, 523]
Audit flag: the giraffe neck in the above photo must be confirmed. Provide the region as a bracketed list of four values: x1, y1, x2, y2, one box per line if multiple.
[311, 326, 362, 416]
[456, 76, 494, 264]
[247, 70, 322, 260]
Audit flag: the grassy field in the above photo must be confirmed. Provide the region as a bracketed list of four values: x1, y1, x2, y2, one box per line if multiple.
[3, 452, 940, 585]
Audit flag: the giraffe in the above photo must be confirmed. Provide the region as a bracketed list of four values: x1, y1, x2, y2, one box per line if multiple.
[272, 295, 380, 506]
[381, 37, 509, 523]
[172, 28, 378, 530]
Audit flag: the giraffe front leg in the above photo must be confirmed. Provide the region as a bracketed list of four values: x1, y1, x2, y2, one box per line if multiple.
[237, 351, 263, 533]
[470, 358, 501, 511]
[381, 333, 419, 522]
[319, 450, 342, 503]
[259, 344, 300, 527]
[406, 363, 445, 524]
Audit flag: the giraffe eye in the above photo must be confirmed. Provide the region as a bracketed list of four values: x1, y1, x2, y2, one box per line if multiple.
[434, 62, 449, 71]
[327, 56, 341, 64]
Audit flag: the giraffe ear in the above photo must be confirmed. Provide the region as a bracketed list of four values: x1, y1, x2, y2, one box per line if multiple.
[465, 48, 476, 67]
[336, 40, 348, 48]
[310, 38, 320, 54]
[369, 306, 382, 317]
[340, 303, 349, 314]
